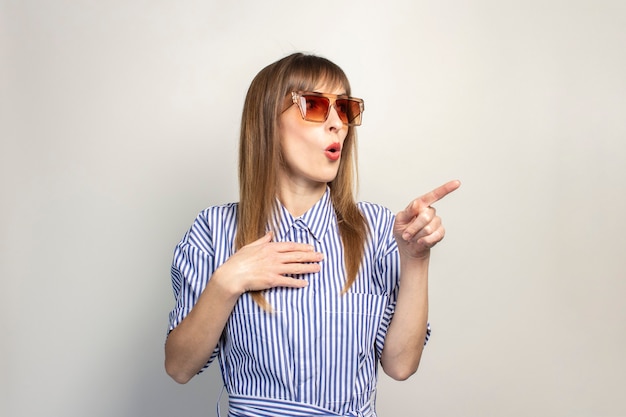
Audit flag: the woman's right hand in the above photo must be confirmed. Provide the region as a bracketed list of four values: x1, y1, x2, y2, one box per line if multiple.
[214, 231, 323, 295]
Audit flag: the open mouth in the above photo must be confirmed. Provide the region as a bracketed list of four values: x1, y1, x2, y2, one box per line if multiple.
[325, 143, 341, 161]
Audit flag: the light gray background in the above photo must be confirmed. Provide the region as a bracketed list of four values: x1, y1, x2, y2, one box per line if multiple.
[2, 1, 625, 416]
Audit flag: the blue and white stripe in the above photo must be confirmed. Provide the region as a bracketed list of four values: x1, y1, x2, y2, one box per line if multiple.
[169, 188, 430, 416]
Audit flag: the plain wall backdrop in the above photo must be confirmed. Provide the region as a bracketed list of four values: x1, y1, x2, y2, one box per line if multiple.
[1, 1, 625, 416]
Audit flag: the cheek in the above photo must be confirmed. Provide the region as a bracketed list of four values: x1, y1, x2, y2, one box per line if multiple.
[279, 115, 304, 146]
[281, 124, 321, 150]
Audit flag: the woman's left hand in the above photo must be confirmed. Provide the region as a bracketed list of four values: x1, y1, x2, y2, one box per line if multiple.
[394, 180, 461, 259]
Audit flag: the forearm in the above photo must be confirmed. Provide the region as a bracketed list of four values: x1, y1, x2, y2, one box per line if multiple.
[380, 253, 430, 381]
[165, 271, 240, 384]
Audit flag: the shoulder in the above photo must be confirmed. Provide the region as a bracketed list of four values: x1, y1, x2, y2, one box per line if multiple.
[357, 200, 396, 242]
[196, 202, 239, 225]
[357, 200, 395, 224]
[180, 202, 239, 250]
[357, 201, 399, 267]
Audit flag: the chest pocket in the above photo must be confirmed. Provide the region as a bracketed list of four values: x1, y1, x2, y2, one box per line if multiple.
[312, 291, 387, 410]
[321, 292, 386, 357]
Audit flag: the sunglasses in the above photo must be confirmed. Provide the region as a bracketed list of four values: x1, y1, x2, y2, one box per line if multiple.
[289, 91, 365, 126]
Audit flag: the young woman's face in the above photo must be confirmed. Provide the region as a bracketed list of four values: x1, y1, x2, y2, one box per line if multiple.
[278, 83, 349, 193]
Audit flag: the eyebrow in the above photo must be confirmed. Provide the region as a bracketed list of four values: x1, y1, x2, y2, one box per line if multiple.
[312, 91, 348, 96]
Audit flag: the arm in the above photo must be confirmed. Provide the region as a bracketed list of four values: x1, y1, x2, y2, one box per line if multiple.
[165, 232, 323, 384]
[380, 254, 430, 380]
[380, 180, 460, 380]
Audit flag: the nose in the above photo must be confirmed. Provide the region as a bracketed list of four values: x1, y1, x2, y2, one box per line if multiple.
[326, 104, 345, 131]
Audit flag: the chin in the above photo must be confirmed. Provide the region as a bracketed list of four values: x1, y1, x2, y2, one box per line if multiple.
[320, 173, 340, 184]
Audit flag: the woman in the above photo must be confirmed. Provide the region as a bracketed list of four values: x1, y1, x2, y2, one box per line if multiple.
[165, 52, 460, 416]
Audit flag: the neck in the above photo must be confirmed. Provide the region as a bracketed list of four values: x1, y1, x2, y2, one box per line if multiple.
[277, 177, 327, 217]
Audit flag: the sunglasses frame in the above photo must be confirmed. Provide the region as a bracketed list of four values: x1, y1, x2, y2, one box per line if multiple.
[290, 91, 365, 126]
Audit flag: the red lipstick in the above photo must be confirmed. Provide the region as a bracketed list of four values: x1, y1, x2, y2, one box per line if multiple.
[325, 142, 342, 161]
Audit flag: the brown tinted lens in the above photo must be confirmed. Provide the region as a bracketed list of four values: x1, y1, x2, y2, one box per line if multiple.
[336, 99, 362, 125]
[302, 95, 331, 122]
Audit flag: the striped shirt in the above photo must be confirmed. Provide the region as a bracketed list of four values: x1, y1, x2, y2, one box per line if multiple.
[168, 188, 430, 417]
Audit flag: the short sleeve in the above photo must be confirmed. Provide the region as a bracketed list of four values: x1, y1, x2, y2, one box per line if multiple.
[362, 204, 431, 358]
[373, 235, 400, 358]
[167, 210, 222, 371]
[168, 242, 214, 332]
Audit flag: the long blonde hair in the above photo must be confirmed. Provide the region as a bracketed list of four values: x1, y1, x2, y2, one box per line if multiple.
[236, 53, 368, 309]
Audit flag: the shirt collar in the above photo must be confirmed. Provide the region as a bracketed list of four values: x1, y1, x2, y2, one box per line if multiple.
[272, 187, 335, 243]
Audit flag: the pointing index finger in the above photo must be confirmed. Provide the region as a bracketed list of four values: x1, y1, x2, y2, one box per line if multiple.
[419, 180, 461, 207]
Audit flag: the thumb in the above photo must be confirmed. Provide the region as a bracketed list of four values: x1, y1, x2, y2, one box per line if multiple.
[396, 200, 419, 224]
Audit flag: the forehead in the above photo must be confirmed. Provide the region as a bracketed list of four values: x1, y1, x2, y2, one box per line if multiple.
[290, 71, 348, 95]
[312, 82, 347, 96]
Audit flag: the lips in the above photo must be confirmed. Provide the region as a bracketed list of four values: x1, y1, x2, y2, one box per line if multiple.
[325, 143, 342, 161]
